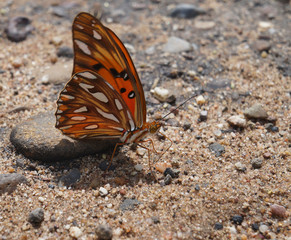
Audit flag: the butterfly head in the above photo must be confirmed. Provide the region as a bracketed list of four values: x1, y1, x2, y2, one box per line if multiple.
[148, 121, 162, 134]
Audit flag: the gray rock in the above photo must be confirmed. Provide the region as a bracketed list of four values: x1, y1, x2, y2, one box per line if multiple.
[164, 174, 172, 185]
[162, 36, 192, 53]
[251, 158, 263, 169]
[209, 143, 225, 157]
[252, 40, 272, 52]
[120, 198, 141, 211]
[5, 16, 34, 42]
[0, 173, 28, 195]
[57, 46, 74, 58]
[199, 110, 208, 121]
[95, 224, 113, 240]
[170, 4, 206, 19]
[10, 112, 116, 162]
[28, 208, 44, 225]
[39, 62, 72, 85]
[244, 103, 268, 119]
[58, 168, 81, 187]
[235, 162, 247, 172]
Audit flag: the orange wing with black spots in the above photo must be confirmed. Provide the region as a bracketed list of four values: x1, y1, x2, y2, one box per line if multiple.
[55, 12, 147, 140]
[72, 12, 146, 128]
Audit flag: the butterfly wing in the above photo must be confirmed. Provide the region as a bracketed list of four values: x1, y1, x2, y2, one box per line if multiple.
[72, 12, 146, 128]
[56, 71, 137, 139]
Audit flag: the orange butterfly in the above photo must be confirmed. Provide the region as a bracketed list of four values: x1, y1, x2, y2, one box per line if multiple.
[55, 12, 170, 170]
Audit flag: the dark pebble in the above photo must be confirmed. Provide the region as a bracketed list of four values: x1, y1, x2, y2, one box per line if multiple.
[57, 46, 74, 58]
[16, 158, 26, 168]
[265, 123, 274, 131]
[214, 222, 223, 230]
[151, 216, 160, 224]
[58, 168, 81, 187]
[209, 143, 225, 157]
[48, 184, 55, 189]
[183, 121, 192, 130]
[251, 223, 259, 231]
[164, 174, 172, 185]
[164, 168, 179, 178]
[28, 208, 44, 225]
[231, 215, 244, 225]
[195, 184, 200, 191]
[95, 224, 113, 240]
[251, 158, 263, 169]
[170, 4, 206, 19]
[271, 126, 279, 132]
[195, 135, 202, 140]
[120, 198, 141, 211]
[5, 16, 34, 42]
[99, 161, 115, 171]
[199, 110, 208, 121]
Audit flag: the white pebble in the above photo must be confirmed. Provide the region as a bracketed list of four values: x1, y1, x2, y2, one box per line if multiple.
[38, 197, 45, 203]
[134, 164, 144, 171]
[152, 87, 170, 102]
[99, 187, 108, 196]
[196, 95, 205, 105]
[69, 226, 82, 238]
[259, 224, 269, 234]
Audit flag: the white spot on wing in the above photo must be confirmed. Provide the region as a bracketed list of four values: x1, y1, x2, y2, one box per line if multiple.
[74, 106, 88, 113]
[79, 135, 88, 139]
[78, 72, 97, 79]
[61, 94, 75, 100]
[59, 125, 73, 130]
[127, 110, 135, 131]
[93, 92, 108, 103]
[56, 115, 61, 120]
[71, 116, 86, 121]
[105, 81, 114, 90]
[93, 30, 102, 40]
[96, 108, 119, 123]
[115, 99, 123, 110]
[84, 124, 98, 130]
[57, 109, 63, 114]
[74, 40, 91, 55]
[79, 82, 95, 90]
[76, 24, 84, 29]
[110, 126, 124, 132]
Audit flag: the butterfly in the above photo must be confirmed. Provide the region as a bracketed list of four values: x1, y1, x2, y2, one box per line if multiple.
[55, 12, 170, 170]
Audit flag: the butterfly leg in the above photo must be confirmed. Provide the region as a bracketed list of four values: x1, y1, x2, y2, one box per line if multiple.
[154, 131, 173, 164]
[106, 142, 125, 171]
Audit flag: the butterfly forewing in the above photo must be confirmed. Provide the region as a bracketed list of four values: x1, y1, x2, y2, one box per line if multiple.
[56, 71, 136, 139]
[72, 12, 146, 128]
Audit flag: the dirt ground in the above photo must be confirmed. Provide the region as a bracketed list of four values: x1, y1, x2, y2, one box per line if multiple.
[0, 0, 290, 239]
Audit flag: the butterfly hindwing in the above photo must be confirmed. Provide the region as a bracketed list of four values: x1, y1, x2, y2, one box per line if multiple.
[72, 12, 146, 128]
[56, 71, 137, 139]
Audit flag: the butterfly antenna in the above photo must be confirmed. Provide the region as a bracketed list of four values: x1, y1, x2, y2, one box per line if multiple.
[161, 89, 204, 120]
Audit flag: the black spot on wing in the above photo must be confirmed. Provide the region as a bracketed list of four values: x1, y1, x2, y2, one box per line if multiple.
[92, 63, 103, 71]
[128, 91, 135, 99]
[120, 88, 126, 93]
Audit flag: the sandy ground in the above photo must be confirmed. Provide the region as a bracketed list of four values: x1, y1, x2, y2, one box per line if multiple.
[0, 0, 290, 239]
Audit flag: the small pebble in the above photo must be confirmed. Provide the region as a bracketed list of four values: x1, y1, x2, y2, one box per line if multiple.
[214, 222, 223, 230]
[227, 115, 246, 128]
[57, 46, 74, 58]
[231, 215, 244, 225]
[11, 58, 22, 68]
[151, 216, 160, 224]
[134, 164, 143, 172]
[259, 224, 269, 234]
[51, 36, 63, 46]
[164, 168, 179, 178]
[251, 223, 259, 231]
[99, 187, 108, 196]
[194, 184, 200, 191]
[38, 197, 45, 203]
[5, 16, 34, 42]
[162, 36, 192, 53]
[170, 4, 206, 19]
[196, 95, 205, 105]
[155, 162, 172, 173]
[244, 103, 268, 119]
[235, 162, 247, 172]
[209, 143, 225, 157]
[270, 204, 286, 218]
[164, 174, 172, 185]
[96, 225, 113, 240]
[69, 226, 82, 238]
[194, 21, 215, 30]
[199, 110, 208, 121]
[28, 208, 44, 225]
[251, 158, 263, 169]
[152, 87, 170, 102]
[213, 129, 222, 138]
